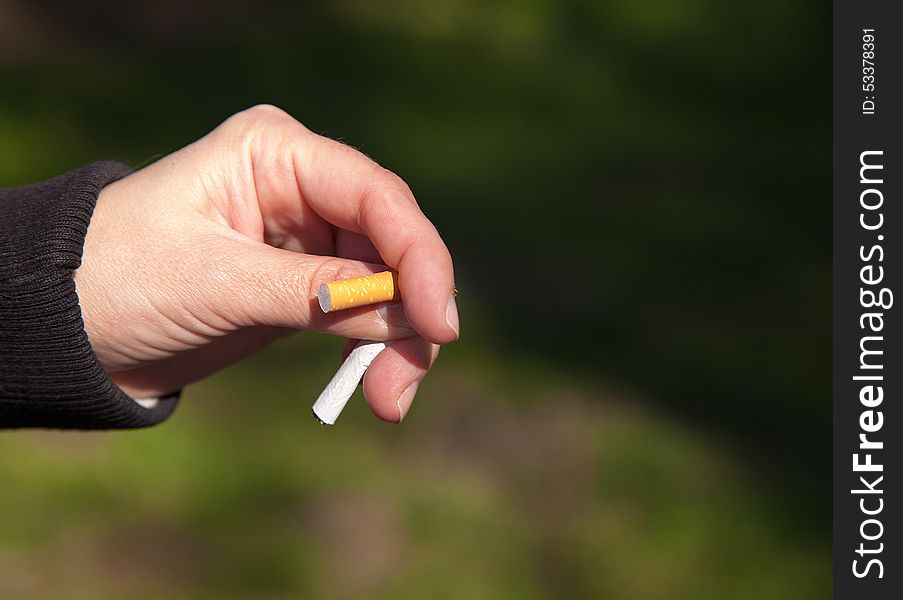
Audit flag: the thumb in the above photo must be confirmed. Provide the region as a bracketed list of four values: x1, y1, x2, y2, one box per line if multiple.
[208, 235, 416, 341]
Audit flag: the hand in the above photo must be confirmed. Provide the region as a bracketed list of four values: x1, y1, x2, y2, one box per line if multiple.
[73, 105, 459, 423]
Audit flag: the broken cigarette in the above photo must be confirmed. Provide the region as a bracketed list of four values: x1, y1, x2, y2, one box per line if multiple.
[312, 340, 387, 426]
[318, 271, 399, 313]
[312, 272, 396, 426]
[312, 272, 456, 426]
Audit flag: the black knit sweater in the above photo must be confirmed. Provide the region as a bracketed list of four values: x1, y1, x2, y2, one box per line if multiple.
[0, 162, 179, 429]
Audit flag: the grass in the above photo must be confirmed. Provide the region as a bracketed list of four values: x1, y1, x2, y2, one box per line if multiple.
[0, 333, 828, 599]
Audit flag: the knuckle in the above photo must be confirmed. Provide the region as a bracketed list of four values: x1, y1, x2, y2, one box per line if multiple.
[359, 177, 414, 227]
[219, 104, 295, 139]
[376, 167, 415, 201]
[358, 168, 423, 233]
[358, 183, 392, 229]
[240, 103, 290, 123]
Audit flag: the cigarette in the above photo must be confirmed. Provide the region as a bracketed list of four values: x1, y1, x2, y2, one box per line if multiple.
[318, 271, 399, 313]
[312, 340, 387, 426]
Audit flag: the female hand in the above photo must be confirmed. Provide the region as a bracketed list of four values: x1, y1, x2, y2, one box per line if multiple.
[73, 105, 458, 423]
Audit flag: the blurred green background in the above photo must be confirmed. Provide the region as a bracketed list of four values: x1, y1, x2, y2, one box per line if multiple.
[0, 1, 829, 598]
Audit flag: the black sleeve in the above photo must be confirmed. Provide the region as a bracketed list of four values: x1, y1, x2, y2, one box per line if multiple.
[0, 162, 179, 429]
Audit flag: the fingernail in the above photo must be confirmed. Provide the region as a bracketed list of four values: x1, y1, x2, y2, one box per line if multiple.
[396, 381, 419, 422]
[445, 294, 460, 339]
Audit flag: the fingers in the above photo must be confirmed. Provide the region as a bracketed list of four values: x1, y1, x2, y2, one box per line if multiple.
[362, 337, 439, 423]
[334, 229, 383, 264]
[283, 122, 459, 344]
[214, 235, 416, 341]
[208, 106, 458, 343]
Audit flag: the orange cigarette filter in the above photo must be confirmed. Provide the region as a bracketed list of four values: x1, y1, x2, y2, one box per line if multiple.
[318, 270, 399, 313]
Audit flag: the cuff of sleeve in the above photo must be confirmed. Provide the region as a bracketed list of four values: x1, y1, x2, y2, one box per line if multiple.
[0, 161, 179, 429]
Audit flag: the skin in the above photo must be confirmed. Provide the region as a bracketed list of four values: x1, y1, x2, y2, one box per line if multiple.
[73, 105, 458, 423]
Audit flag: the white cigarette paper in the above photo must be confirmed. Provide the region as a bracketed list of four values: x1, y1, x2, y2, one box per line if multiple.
[312, 340, 387, 426]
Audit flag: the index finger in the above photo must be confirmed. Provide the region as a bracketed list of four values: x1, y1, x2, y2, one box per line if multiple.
[288, 128, 459, 344]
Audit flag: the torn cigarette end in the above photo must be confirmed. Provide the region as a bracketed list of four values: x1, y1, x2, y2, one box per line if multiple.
[312, 340, 387, 426]
[318, 270, 399, 313]
[311, 408, 331, 427]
